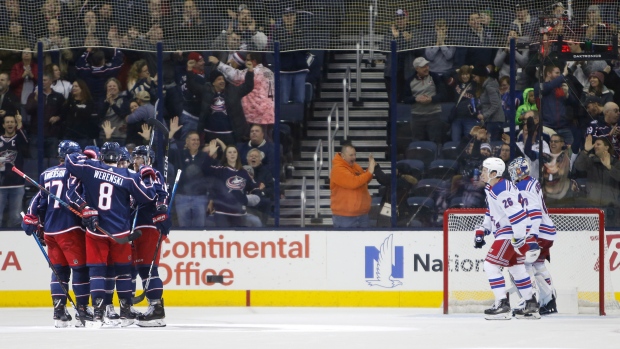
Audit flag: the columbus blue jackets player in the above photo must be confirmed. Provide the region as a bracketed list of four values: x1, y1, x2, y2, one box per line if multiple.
[131, 145, 171, 327]
[65, 142, 157, 327]
[508, 157, 558, 315]
[474, 157, 540, 320]
[22, 140, 92, 327]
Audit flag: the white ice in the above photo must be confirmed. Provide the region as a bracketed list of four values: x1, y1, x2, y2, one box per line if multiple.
[0, 307, 618, 349]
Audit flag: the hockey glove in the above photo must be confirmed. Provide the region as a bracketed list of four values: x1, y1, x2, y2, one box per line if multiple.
[21, 214, 39, 236]
[474, 227, 488, 249]
[153, 204, 171, 236]
[81, 206, 99, 232]
[139, 166, 156, 181]
[524, 236, 541, 263]
[83, 149, 98, 159]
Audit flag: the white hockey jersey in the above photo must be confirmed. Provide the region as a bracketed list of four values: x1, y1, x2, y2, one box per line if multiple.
[514, 176, 557, 241]
[482, 178, 531, 241]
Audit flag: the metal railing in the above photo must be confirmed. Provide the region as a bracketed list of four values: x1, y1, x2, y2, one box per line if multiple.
[368, 0, 377, 64]
[327, 103, 340, 175]
[355, 42, 362, 106]
[343, 67, 351, 140]
[313, 139, 323, 220]
[300, 176, 307, 227]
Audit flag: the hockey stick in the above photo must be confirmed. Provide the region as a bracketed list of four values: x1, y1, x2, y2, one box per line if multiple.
[12, 167, 141, 244]
[131, 169, 181, 304]
[146, 117, 170, 186]
[21, 212, 86, 327]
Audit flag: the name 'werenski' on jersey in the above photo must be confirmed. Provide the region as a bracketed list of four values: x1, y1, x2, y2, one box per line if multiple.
[27, 164, 83, 234]
[134, 169, 168, 230]
[65, 153, 157, 237]
[482, 178, 532, 241]
[514, 176, 557, 241]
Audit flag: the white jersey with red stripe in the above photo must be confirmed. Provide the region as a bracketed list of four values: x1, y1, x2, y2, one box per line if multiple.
[514, 176, 556, 241]
[481, 178, 531, 241]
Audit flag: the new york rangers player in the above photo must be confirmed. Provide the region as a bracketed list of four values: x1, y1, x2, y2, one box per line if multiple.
[474, 157, 540, 319]
[509, 157, 558, 314]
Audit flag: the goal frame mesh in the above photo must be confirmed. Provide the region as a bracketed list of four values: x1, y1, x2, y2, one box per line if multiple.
[442, 208, 609, 316]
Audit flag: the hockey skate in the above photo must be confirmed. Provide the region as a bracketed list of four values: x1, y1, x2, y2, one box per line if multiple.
[137, 299, 166, 327]
[514, 295, 541, 319]
[119, 299, 141, 327]
[74, 304, 93, 328]
[52, 299, 72, 328]
[104, 304, 121, 326]
[484, 298, 511, 320]
[540, 294, 558, 315]
[85, 298, 105, 329]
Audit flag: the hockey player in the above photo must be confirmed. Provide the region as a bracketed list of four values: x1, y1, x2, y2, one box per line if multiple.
[474, 157, 540, 320]
[508, 157, 558, 315]
[131, 145, 171, 327]
[21, 140, 92, 327]
[65, 142, 157, 327]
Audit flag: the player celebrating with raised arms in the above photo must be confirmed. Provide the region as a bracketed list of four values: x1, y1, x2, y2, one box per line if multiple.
[474, 157, 540, 320]
[131, 145, 170, 327]
[65, 142, 157, 328]
[508, 157, 558, 315]
[22, 140, 92, 327]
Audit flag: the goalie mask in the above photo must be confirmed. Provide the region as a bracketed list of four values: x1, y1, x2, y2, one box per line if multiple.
[481, 157, 505, 184]
[508, 157, 530, 183]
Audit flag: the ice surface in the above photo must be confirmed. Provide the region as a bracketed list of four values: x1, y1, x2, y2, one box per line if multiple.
[0, 307, 618, 349]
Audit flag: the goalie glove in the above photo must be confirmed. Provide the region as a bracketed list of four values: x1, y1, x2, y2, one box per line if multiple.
[512, 235, 539, 257]
[524, 236, 541, 263]
[474, 227, 489, 249]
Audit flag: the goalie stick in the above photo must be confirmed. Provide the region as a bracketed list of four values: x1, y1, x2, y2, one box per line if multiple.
[12, 167, 141, 244]
[20, 212, 86, 327]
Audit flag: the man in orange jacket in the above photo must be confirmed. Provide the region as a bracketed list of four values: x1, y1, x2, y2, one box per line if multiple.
[330, 142, 375, 228]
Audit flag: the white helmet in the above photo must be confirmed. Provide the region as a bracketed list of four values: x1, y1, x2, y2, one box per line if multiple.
[482, 157, 505, 183]
[508, 157, 530, 183]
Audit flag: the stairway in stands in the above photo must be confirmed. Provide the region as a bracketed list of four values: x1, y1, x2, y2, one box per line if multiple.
[279, 50, 390, 227]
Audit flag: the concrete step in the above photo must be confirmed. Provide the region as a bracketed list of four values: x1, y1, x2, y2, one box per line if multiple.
[334, 53, 387, 61]
[328, 62, 384, 70]
[306, 129, 386, 138]
[322, 82, 385, 90]
[307, 120, 386, 128]
[286, 188, 379, 197]
[278, 218, 334, 226]
[281, 198, 332, 207]
[292, 160, 391, 169]
[313, 108, 388, 118]
[319, 91, 387, 100]
[314, 101, 389, 110]
[301, 139, 387, 148]
[328, 71, 384, 80]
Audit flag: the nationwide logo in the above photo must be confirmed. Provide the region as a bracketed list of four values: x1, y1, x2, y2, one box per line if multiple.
[364, 234, 403, 288]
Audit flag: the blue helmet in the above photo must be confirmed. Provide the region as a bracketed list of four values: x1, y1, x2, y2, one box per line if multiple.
[132, 145, 154, 165]
[58, 140, 81, 159]
[101, 142, 121, 163]
[119, 147, 131, 163]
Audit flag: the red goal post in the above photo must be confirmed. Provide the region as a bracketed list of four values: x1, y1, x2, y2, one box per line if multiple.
[442, 208, 618, 316]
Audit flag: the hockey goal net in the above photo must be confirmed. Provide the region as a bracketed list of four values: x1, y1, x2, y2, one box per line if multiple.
[443, 208, 620, 316]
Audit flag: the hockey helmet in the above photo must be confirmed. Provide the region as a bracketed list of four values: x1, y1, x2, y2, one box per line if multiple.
[101, 142, 121, 163]
[132, 145, 154, 165]
[481, 157, 505, 183]
[57, 140, 81, 159]
[119, 147, 131, 163]
[508, 157, 530, 183]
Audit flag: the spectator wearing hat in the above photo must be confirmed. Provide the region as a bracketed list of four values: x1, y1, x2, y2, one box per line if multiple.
[382, 8, 414, 102]
[272, 7, 309, 104]
[582, 71, 614, 106]
[402, 56, 448, 146]
[534, 64, 576, 145]
[209, 52, 275, 135]
[180, 52, 208, 142]
[193, 61, 255, 146]
[472, 64, 504, 141]
[125, 91, 156, 145]
[586, 102, 620, 156]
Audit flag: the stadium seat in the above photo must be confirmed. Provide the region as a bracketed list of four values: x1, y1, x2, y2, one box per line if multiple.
[441, 141, 461, 160]
[406, 196, 436, 226]
[397, 159, 424, 181]
[412, 178, 447, 198]
[405, 141, 437, 168]
[449, 196, 465, 208]
[426, 159, 458, 180]
[280, 103, 304, 123]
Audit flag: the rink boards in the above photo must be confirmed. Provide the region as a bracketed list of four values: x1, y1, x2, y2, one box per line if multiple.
[1, 230, 620, 307]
